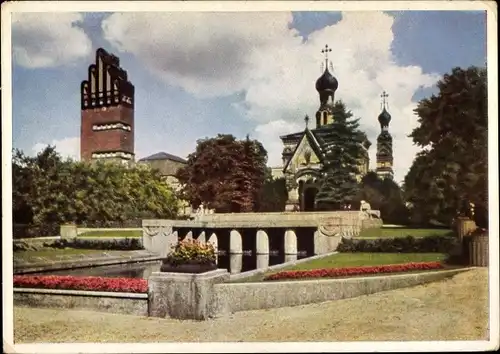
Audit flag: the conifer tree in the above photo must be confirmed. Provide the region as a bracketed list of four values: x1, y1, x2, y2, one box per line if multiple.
[315, 102, 366, 210]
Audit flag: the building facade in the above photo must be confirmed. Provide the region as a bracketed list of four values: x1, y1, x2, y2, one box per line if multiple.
[137, 152, 192, 215]
[279, 45, 372, 212]
[80, 48, 135, 164]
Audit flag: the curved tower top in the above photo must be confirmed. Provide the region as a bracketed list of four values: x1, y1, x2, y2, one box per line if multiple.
[315, 45, 338, 128]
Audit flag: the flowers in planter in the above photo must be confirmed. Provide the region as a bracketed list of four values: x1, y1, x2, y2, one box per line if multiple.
[163, 239, 216, 266]
[264, 261, 444, 281]
[13, 275, 148, 293]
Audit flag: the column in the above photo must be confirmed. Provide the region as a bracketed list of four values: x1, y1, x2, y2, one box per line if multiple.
[229, 229, 242, 254]
[207, 232, 218, 263]
[229, 254, 243, 274]
[256, 229, 269, 254]
[285, 187, 300, 211]
[196, 230, 206, 243]
[284, 229, 297, 255]
[184, 230, 193, 241]
[256, 254, 270, 269]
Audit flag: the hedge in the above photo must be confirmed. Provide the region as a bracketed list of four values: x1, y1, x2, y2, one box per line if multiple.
[43, 238, 143, 251]
[337, 235, 459, 253]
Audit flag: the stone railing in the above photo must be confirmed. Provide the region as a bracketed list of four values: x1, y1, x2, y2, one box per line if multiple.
[142, 211, 382, 258]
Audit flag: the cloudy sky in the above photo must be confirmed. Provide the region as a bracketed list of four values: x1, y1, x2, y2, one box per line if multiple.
[10, 9, 486, 184]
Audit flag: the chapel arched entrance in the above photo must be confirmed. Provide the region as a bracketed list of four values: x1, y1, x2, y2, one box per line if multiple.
[303, 187, 318, 211]
[295, 169, 321, 212]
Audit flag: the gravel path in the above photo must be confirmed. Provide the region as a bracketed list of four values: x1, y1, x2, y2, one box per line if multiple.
[14, 268, 489, 343]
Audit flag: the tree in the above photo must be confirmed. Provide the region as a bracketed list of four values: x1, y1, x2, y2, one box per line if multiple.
[404, 66, 487, 227]
[12, 145, 180, 232]
[176, 134, 268, 213]
[315, 101, 366, 210]
[255, 168, 288, 212]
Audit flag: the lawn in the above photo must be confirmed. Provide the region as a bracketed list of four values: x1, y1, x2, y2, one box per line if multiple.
[358, 227, 452, 239]
[233, 252, 447, 283]
[13, 248, 140, 263]
[78, 229, 142, 238]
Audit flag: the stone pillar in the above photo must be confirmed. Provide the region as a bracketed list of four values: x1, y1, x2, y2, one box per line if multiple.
[229, 254, 243, 274]
[285, 186, 300, 211]
[184, 230, 194, 241]
[256, 229, 269, 254]
[60, 224, 77, 239]
[230, 230, 242, 254]
[208, 232, 218, 251]
[284, 229, 297, 255]
[314, 230, 328, 255]
[148, 269, 229, 320]
[197, 231, 206, 243]
[256, 254, 270, 269]
[285, 254, 298, 263]
[456, 217, 477, 241]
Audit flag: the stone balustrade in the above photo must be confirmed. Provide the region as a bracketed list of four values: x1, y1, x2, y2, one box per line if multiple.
[142, 211, 381, 257]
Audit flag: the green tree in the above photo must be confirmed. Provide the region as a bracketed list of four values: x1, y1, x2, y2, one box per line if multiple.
[12, 146, 180, 231]
[404, 66, 487, 227]
[315, 101, 366, 210]
[177, 134, 268, 212]
[255, 168, 288, 212]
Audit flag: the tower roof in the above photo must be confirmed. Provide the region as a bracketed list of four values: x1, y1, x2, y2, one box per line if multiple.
[315, 68, 339, 92]
[378, 108, 392, 126]
[315, 45, 338, 93]
[378, 91, 391, 128]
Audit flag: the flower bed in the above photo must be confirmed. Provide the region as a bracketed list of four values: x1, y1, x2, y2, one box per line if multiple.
[264, 261, 444, 281]
[13, 275, 148, 293]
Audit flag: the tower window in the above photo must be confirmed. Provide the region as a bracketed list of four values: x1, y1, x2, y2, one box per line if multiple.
[323, 112, 327, 125]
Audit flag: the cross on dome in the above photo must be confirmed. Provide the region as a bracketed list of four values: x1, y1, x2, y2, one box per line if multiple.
[381, 91, 389, 110]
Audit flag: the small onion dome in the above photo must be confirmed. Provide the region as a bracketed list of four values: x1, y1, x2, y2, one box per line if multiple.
[315, 68, 338, 92]
[378, 108, 392, 126]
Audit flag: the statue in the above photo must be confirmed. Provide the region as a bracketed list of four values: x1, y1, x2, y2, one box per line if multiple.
[360, 200, 372, 219]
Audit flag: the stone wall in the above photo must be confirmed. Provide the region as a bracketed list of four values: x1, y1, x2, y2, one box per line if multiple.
[212, 268, 469, 315]
[14, 288, 148, 316]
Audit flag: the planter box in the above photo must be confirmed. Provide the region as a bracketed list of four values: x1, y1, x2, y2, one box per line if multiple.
[160, 262, 218, 274]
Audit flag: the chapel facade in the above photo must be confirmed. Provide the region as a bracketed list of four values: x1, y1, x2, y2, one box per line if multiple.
[279, 45, 394, 212]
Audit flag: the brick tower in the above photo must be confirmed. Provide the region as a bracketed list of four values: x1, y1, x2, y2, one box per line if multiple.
[80, 48, 135, 164]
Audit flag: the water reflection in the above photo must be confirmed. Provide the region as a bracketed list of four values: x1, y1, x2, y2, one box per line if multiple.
[36, 251, 310, 279]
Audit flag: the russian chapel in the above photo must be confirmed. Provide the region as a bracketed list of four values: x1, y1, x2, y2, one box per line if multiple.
[279, 45, 394, 212]
[80, 48, 135, 164]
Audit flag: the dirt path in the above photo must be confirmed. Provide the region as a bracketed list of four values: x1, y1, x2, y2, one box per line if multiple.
[14, 268, 489, 343]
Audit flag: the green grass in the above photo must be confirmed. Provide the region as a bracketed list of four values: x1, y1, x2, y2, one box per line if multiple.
[78, 230, 142, 238]
[232, 252, 447, 283]
[358, 227, 452, 239]
[14, 248, 100, 257]
[13, 248, 140, 262]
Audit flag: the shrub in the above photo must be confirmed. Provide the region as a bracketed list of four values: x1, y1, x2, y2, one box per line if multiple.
[43, 238, 143, 251]
[337, 235, 459, 253]
[13, 275, 147, 293]
[164, 239, 216, 266]
[264, 261, 444, 281]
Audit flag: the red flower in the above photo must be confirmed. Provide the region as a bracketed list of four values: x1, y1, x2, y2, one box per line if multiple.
[264, 262, 444, 281]
[13, 275, 148, 293]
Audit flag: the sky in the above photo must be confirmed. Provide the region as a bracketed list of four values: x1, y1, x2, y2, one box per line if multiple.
[10, 10, 487, 184]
